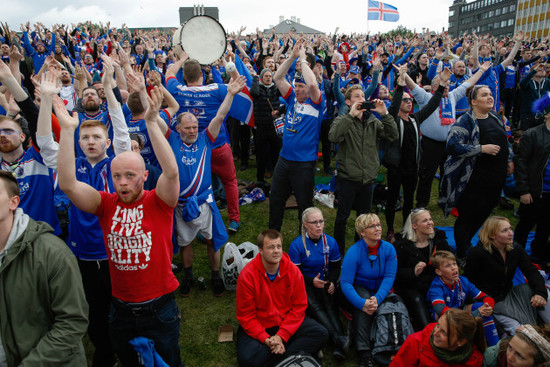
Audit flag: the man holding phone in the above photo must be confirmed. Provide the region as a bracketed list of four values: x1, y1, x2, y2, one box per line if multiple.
[328, 85, 398, 256]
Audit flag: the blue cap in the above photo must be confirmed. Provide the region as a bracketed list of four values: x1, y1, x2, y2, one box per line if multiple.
[349, 65, 362, 75]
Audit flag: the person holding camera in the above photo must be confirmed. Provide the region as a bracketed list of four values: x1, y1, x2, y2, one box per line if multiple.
[328, 85, 398, 256]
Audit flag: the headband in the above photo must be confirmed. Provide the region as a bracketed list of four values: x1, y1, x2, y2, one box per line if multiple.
[516, 325, 550, 361]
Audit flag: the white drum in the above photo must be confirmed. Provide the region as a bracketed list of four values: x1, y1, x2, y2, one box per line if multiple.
[172, 15, 227, 65]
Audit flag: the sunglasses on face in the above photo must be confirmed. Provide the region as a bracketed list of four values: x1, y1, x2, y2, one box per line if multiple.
[402, 98, 413, 103]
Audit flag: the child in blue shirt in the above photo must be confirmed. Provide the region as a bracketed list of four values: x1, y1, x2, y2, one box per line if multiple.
[428, 250, 499, 346]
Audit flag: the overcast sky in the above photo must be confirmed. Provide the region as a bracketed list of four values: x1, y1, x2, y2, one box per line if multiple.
[3, 0, 451, 35]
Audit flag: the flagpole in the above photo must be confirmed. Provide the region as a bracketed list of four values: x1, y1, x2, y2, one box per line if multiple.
[366, 0, 369, 35]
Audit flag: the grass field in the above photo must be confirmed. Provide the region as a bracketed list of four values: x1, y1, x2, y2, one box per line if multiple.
[84, 155, 520, 366]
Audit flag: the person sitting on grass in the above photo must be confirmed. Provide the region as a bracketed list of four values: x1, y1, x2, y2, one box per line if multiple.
[427, 250, 499, 346]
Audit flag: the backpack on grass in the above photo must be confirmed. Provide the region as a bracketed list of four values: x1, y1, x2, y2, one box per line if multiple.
[370, 293, 414, 366]
[273, 354, 321, 367]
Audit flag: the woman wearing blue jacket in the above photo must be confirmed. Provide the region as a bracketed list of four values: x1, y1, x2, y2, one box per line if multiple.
[340, 213, 397, 367]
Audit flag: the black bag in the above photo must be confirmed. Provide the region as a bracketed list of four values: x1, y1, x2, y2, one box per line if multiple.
[273, 354, 321, 367]
[370, 293, 414, 366]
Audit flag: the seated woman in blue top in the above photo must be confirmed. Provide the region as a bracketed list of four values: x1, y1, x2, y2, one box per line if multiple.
[340, 213, 397, 366]
[288, 207, 348, 360]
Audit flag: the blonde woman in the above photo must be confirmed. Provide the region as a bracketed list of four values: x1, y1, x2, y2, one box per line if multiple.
[340, 213, 397, 366]
[288, 207, 347, 360]
[465, 216, 550, 334]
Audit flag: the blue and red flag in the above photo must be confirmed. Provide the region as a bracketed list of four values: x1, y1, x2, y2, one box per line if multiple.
[368, 0, 400, 22]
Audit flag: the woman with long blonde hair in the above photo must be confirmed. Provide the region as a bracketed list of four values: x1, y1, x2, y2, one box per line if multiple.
[465, 216, 550, 334]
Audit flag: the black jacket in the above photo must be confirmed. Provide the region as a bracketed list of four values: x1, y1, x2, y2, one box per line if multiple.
[250, 76, 281, 128]
[514, 124, 550, 199]
[393, 229, 452, 295]
[381, 84, 445, 170]
[465, 243, 547, 303]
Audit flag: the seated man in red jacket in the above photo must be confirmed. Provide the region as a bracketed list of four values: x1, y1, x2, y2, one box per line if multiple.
[236, 229, 328, 367]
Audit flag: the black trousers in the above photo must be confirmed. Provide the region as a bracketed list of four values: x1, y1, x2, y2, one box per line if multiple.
[514, 193, 550, 260]
[333, 176, 373, 257]
[78, 259, 116, 367]
[236, 318, 328, 367]
[320, 118, 333, 170]
[305, 282, 345, 339]
[386, 168, 418, 232]
[255, 126, 281, 182]
[454, 184, 501, 259]
[268, 157, 315, 232]
[397, 288, 432, 329]
[416, 137, 446, 208]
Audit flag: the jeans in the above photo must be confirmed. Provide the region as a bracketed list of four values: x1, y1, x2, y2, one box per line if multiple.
[333, 176, 373, 257]
[236, 317, 328, 367]
[352, 286, 374, 352]
[416, 137, 446, 208]
[109, 293, 183, 367]
[268, 157, 316, 232]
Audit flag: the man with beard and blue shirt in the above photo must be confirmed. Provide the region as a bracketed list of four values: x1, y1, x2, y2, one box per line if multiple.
[160, 75, 246, 298]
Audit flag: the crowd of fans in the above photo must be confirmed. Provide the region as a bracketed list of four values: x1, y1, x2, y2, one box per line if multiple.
[1, 19, 550, 367]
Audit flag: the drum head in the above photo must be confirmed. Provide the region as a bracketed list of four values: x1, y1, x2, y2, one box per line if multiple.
[172, 15, 227, 65]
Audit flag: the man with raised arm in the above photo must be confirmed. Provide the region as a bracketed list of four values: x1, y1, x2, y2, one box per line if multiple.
[0, 60, 62, 235]
[56, 87, 183, 367]
[36, 56, 130, 367]
[269, 38, 325, 232]
[166, 54, 251, 233]
[154, 75, 246, 298]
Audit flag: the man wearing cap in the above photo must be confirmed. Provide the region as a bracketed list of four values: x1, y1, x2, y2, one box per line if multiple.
[269, 39, 325, 232]
[514, 93, 550, 264]
[21, 25, 53, 73]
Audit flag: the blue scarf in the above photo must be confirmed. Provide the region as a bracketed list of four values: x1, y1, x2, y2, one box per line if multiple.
[439, 96, 455, 125]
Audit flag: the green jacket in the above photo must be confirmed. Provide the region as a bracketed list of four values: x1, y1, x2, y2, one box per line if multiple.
[329, 112, 398, 184]
[0, 210, 88, 366]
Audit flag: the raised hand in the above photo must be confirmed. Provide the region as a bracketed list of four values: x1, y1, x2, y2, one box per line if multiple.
[8, 46, 22, 64]
[100, 54, 115, 88]
[479, 60, 492, 73]
[439, 67, 452, 83]
[227, 75, 246, 96]
[147, 70, 162, 87]
[126, 72, 146, 93]
[39, 70, 61, 97]
[144, 86, 163, 122]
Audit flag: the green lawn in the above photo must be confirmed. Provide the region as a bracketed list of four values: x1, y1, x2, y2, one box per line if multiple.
[85, 156, 519, 366]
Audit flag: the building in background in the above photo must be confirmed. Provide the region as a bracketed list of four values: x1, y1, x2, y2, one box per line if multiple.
[264, 16, 323, 35]
[515, 0, 550, 38]
[448, 0, 517, 38]
[179, 5, 219, 24]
